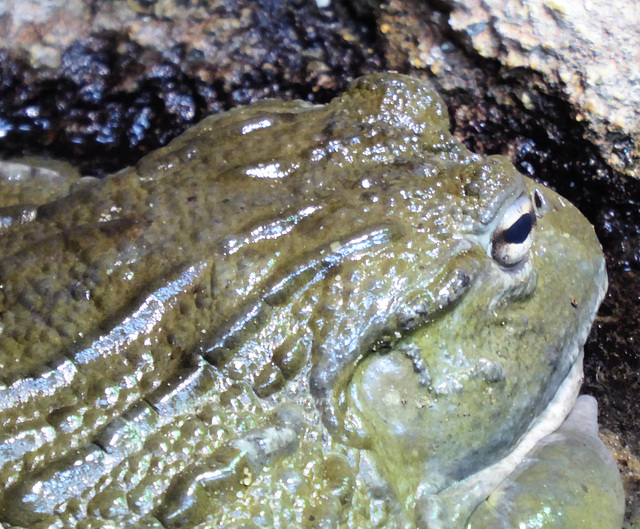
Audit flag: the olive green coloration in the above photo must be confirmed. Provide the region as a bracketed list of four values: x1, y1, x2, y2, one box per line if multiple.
[0, 74, 624, 528]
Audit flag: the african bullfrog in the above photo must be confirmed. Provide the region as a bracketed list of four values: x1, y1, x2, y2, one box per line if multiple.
[0, 73, 625, 528]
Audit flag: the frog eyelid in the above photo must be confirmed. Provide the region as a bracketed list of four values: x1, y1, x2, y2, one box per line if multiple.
[531, 188, 549, 219]
[490, 194, 536, 268]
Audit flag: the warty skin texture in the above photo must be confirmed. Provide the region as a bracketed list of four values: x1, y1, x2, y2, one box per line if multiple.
[0, 73, 623, 528]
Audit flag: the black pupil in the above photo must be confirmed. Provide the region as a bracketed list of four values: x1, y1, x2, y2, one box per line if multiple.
[503, 213, 533, 244]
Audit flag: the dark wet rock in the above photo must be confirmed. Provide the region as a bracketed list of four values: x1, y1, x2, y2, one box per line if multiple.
[0, 0, 382, 175]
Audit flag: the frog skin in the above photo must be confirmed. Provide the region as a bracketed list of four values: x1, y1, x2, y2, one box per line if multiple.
[0, 73, 625, 528]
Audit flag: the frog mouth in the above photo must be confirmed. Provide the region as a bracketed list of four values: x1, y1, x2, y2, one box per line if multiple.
[411, 251, 608, 527]
[414, 348, 585, 527]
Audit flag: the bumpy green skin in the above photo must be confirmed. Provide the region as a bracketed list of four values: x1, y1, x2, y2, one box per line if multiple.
[0, 74, 622, 528]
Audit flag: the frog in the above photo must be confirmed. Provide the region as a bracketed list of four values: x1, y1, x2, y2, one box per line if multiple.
[0, 73, 625, 529]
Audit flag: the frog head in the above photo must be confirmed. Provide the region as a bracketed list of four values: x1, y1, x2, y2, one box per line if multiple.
[299, 75, 607, 522]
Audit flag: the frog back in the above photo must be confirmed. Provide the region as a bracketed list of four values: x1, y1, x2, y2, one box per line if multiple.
[0, 74, 478, 527]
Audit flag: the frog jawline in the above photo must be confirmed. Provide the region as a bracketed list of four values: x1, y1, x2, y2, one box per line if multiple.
[415, 349, 584, 528]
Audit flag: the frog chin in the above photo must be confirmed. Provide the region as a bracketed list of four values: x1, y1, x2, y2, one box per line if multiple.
[414, 348, 585, 529]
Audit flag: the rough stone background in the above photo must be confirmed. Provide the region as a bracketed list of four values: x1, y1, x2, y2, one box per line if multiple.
[447, 0, 640, 180]
[0, 0, 638, 524]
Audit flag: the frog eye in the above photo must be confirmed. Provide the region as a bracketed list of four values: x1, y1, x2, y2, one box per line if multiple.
[491, 195, 536, 267]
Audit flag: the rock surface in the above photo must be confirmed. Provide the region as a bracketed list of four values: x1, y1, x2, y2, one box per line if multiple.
[447, 0, 640, 179]
[0, 0, 381, 174]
